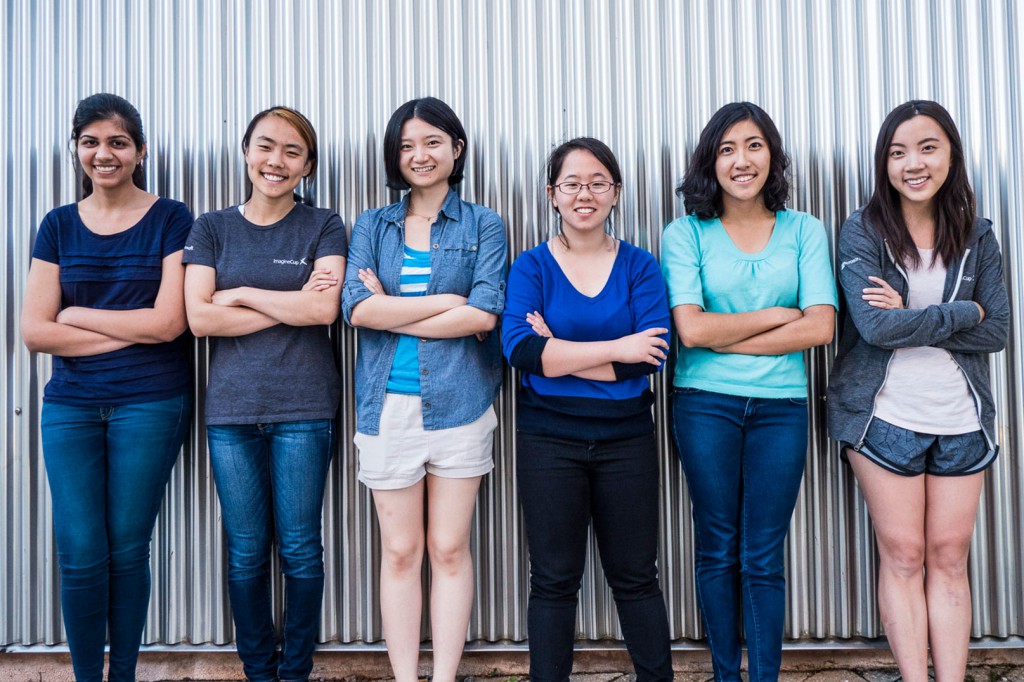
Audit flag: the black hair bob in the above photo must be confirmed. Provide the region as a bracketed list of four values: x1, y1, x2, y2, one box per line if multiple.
[678, 101, 790, 220]
[383, 97, 467, 191]
[70, 93, 147, 198]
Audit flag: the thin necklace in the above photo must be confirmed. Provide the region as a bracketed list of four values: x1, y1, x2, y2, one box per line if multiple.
[407, 210, 438, 223]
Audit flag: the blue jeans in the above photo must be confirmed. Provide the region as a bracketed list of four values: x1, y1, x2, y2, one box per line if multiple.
[41, 394, 191, 682]
[516, 430, 673, 682]
[671, 388, 808, 682]
[207, 420, 334, 682]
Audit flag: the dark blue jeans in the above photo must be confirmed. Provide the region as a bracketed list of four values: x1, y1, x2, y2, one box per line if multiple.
[207, 420, 334, 682]
[671, 388, 808, 682]
[516, 430, 673, 682]
[41, 394, 191, 682]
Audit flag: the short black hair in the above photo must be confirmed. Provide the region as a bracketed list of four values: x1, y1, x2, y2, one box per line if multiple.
[678, 101, 790, 219]
[383, 97, 467, 191]
[70, 93, 147, 197]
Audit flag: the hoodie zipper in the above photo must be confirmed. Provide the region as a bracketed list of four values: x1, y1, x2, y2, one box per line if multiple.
[855, 240, 907, 449]
[943, 247, 994, 450]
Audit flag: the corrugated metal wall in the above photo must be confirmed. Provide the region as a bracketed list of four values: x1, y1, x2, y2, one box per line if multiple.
[3, 0, 1022, 650]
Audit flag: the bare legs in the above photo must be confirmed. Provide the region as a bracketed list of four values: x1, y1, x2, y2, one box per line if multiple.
[371, 475, 483, 682]
[847, 449, 983, 682]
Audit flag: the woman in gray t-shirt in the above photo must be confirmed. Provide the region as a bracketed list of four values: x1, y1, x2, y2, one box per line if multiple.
[183, 107, 347, 682]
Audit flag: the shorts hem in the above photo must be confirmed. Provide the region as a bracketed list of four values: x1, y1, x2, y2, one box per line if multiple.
[425, 460, 495, 480]
[358, 471, 427, 491]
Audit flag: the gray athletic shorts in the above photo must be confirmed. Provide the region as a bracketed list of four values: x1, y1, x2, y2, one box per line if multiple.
[851, 417, 996, 477]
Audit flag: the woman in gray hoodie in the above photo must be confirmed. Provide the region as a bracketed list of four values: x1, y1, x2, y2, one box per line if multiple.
[828, 100, 1009, 682]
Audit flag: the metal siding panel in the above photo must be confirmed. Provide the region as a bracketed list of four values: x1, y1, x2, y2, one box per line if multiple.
[2, 0, 1022, 650]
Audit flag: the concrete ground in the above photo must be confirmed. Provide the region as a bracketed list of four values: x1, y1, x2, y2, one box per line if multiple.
[2, 648, 1023, 681]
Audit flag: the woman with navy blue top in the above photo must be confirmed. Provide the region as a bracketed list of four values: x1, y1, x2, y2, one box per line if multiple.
[21, 93, 192, 682]
[661, 102, 836, 682]
[502, 137, 673, 682]
[342, 97, 507, 682]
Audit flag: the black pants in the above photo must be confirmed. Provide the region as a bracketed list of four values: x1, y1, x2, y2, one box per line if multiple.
[516, 430, 673, 682]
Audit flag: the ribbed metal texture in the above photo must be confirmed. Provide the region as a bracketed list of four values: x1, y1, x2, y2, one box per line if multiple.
[3, 0, 1022, 649]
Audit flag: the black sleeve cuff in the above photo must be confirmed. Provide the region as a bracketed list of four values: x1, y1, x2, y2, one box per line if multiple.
[612, 361, 658, 380]
[509, 336, 550, 376]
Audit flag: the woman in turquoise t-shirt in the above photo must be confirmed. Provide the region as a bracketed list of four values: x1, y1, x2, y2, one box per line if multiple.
[661, 102, 837, 682]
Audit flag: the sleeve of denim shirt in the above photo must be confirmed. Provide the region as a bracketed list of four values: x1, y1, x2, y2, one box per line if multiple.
[341, 209, 377, 326]
[933, 225, 1010, 354]
[837, 211, 982, 350]
[502, 249, 549, 376]
[465, 207, 508, 315]
[613, 246, 673, 380]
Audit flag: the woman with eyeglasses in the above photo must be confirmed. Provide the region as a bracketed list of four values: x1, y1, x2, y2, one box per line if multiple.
[828, 101, 1008, 681]
[502, 137, 673, 681]
[342, 97, 507, 682]
[21, 93, 193, 682]
[183, 106, 346, 681]
[661, 102, 836, 681]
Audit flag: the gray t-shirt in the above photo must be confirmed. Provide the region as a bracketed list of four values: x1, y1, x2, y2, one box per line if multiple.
[183, 203, 347, 424]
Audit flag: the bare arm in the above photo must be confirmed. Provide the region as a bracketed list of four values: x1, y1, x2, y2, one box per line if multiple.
[21, 259, 133, 356]
[53, 250, 188, 344]
[671, 304, 802, 349]
[713, 304, 835, 355]
[540, 328, 669, 378]
[184, 264, 280, 337]
[214, 255, 345, 327]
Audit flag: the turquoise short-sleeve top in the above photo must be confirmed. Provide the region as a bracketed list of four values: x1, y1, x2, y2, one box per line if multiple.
[660, 209, 837, 398]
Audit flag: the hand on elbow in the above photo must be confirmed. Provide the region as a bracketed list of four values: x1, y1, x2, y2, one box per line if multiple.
[615, 327, 670, 365]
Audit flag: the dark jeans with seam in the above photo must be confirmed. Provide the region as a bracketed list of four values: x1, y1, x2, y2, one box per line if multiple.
[207, 419, 334, 682]
[672, 388, 808, 682]
[516, 429, 673, 682]
[41, 394, 191, 682]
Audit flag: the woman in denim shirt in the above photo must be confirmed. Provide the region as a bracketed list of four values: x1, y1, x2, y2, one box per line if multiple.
[342, 97, 507, 682]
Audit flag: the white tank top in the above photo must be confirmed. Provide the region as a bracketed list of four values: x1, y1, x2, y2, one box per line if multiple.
[873, 248, 980, 434]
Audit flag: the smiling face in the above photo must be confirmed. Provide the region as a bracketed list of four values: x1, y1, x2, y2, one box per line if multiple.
[886, 114, 952, 212]
[547, 149, 620, 234]
[398, 117, 463, 192]
[75, 117, 145, 191]
[243, 115, 312, 201]
[714, 118, 771, 209]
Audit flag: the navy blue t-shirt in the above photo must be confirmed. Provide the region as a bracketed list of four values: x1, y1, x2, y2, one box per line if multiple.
[31, 198, 193, 405]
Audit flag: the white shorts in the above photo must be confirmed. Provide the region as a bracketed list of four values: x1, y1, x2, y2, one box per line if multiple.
[355, 393, 497, 490]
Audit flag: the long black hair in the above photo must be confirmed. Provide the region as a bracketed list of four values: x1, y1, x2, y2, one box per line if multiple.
[864, 100, 975, 268]
[678, 101, 790, 220]
[383, 97, 467, 191]
[70, 93, 146, 198]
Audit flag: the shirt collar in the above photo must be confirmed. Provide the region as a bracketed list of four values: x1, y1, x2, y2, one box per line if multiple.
[381, 189, 462, 226]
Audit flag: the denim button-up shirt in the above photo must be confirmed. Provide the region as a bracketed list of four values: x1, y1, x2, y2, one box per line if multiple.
[342, 190, 508, 434]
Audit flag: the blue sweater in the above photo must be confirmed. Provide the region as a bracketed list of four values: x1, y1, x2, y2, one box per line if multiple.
[502, 240, 671, 439]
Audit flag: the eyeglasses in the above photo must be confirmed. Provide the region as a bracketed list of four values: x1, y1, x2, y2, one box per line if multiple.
[554, 181, 617, 195]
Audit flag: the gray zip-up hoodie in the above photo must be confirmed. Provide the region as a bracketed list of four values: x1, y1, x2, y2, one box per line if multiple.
[827, 208, 1010, 451]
